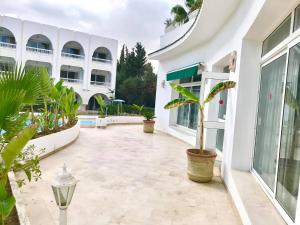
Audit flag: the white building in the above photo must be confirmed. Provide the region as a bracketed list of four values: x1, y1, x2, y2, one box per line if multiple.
[150, 0, 300, 224]
[0, 15, 118, 110]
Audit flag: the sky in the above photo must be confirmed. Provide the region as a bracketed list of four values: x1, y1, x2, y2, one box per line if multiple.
[0, 0, 183, 58]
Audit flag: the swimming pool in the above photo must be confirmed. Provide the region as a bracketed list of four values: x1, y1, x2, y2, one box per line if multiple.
[80, 120, 96, 125]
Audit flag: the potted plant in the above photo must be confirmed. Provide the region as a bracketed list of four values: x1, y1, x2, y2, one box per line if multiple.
[95, 95, 107, 128]
[132, 104, 144, 115]
[143, 111, 156, 133]
[164, 81, 236, 182]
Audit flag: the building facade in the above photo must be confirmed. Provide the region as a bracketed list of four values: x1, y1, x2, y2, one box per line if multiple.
[150, 0, 300, 224]
[0, 15, 118, 110]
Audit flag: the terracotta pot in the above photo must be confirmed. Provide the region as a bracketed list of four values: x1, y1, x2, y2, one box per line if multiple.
[186, 149, 217, 183]
[143, 120, 155, 133]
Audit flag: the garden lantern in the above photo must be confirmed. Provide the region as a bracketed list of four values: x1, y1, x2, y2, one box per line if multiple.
[52, 164, 78, 225]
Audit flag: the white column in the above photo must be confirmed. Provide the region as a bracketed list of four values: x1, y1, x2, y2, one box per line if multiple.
[228, 39, 261, 171]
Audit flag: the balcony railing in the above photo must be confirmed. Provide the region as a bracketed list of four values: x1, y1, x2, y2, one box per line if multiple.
[61, 52, 85, 59]
[60, 78, 83, 84]
[92, 57, 112, 64]
[26, 46, 53, 54]
[90, 81, 110, 86]
[0, 42, 16, 49]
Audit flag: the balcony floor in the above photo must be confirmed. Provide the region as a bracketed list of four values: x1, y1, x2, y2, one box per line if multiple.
[16, 125, 241, 225]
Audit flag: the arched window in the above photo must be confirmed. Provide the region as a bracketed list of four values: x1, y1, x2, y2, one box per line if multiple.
[0, 27, 16, 48]
[62, 41, 85, 59]
[92, 47, 112, 63]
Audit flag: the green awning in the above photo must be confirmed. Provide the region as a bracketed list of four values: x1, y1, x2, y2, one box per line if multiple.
[166, 64, 199, 81]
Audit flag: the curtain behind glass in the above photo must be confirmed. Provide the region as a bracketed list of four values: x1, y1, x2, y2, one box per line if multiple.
[276, 43, 300, 220]
[176, 86, 200, 130]
[253, 54, 286, 191]
[177, 93, 189, 127]
[188, 86, 200, 129]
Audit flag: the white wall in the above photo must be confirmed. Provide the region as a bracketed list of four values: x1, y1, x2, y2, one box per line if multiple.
[0, 15, 118, 106]
[153, 0, 300, 223]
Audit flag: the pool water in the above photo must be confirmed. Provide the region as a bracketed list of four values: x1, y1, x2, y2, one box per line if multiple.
[80, 120, 96, 125]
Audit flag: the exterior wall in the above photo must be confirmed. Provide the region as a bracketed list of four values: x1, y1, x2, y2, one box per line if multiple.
[0, 15, 118, 106]
[152, 0, 300, 224]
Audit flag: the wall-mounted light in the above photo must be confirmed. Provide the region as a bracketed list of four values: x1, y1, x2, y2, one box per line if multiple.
[198, 63, 206, 74]
[161, 80, 166, 88]
[229, 51, 237, 72]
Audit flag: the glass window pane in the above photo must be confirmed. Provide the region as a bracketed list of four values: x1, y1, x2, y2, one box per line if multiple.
[179, 77, 192, 84]
[176, 86, 200, 130]
[91, 74, 95, 82]
[262, 15, 291, 56]
[192, 75, 201, 82]
[205, 128, 224, 152]
[253, 54, 287, 191]
[218, 90, 228, 120]
[96, 75, 105, 82]
[276, 43, 300, 220]
[294, 4, 300, 32]
[60, 70, 67, 78]
[216, 129, 225, 152]
[177, 104, 189, 127]
[188, 86, 200, 129]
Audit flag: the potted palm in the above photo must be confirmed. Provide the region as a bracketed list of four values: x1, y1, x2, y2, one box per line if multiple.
[143, 111, 156, 133]
[95, 95, 107, 128]
[164, 81, 236, 182]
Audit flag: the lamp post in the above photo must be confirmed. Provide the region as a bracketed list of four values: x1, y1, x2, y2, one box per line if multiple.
[51, 164, 78, 225]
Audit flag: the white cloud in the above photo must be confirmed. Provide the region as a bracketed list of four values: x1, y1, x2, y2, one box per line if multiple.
[0, 0, 183, 63]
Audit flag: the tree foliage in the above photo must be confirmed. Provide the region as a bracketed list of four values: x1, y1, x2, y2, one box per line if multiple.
[166, 0, 203, 27]
[116, 43, 157, 108]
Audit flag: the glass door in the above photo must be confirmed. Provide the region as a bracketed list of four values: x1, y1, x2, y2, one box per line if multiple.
[254, 41, 300, 222]
[253, 54, 287, 191]
[276, 42, 300, 221]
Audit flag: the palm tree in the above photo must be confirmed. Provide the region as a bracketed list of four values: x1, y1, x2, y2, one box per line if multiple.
[0, 65, 40, 141]
[164, 18, 174, 28]
[0, 64, 39, 224]
[171, 0, 203, 25]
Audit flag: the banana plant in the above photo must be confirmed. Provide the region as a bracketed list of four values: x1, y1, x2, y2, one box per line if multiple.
[164, 81, 236, 153]
[95, 95, 106, 118]
[50, 80, 65, 130]
[61, 87, 80, 126]
[36, 67, 53, 134]
[132, 104, 144, 115]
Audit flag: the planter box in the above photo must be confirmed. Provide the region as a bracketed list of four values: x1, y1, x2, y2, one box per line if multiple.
[8, 172, 31, 225]
[105, 116, 144, 125]
[7, 121, 81, 225]
[96, 117, 108, 128]
[25, 120, 80, 159]
[79, 116, 144, 128]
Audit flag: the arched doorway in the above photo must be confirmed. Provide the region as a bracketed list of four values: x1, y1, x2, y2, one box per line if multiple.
[87, 94, 108, 111]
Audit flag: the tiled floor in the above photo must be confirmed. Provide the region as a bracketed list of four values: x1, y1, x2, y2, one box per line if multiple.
[17, 125, 241, 225]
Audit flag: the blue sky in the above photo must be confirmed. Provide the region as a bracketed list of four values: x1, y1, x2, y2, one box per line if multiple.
[0, 0, 183, 55]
